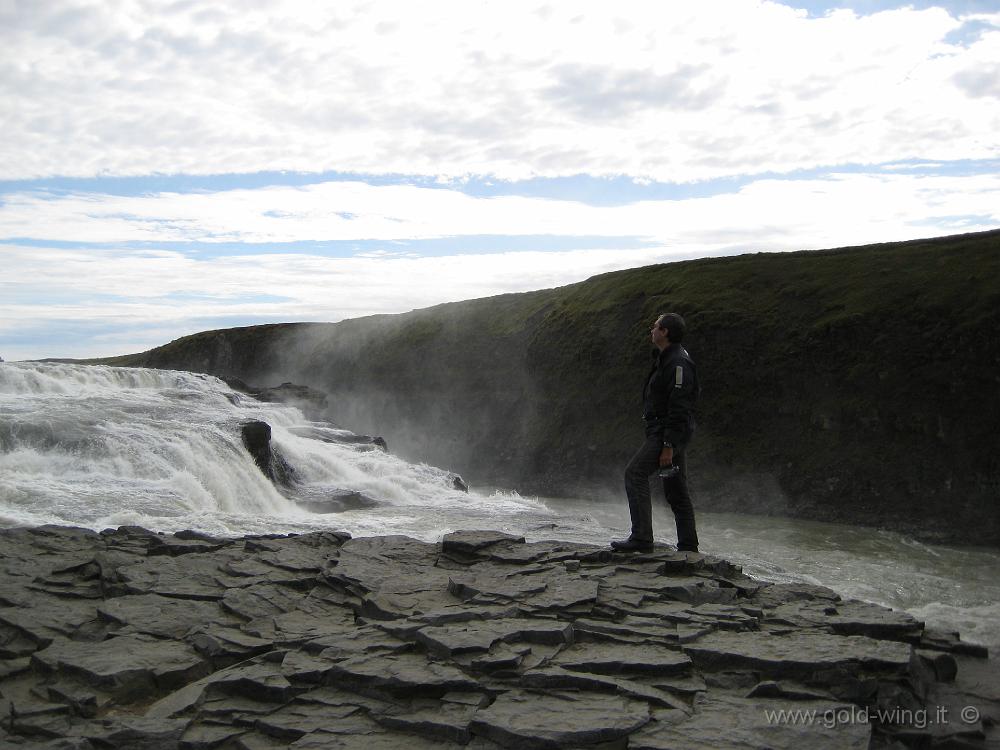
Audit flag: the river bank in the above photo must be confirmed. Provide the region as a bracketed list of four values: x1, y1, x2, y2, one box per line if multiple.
[0, 524, 995, 749]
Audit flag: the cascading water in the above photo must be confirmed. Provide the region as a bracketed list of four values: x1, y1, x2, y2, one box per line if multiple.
[0, 361, 543, 536]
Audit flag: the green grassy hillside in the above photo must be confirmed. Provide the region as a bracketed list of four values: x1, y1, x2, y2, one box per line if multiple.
[106, 229, 1000, 545]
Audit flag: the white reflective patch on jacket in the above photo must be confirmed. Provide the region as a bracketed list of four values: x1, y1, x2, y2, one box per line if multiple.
[675, 365, 683, 388]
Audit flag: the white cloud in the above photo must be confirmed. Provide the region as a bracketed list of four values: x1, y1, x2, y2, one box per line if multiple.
[1, 170, 996, 359]
[1, 1, 998, 181]
[1, 172, 997, 248]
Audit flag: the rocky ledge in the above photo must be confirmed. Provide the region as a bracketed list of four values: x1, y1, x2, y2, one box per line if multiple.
[0, 526, 995, 749]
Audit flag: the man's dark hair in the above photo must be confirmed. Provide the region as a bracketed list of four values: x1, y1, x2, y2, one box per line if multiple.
[657, 313, 686, 343]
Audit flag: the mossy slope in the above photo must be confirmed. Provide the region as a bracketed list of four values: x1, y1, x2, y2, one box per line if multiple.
[104, 230, 1000, 545]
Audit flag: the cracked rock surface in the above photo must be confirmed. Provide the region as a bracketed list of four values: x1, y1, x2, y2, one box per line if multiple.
[0, 525, 994, 748]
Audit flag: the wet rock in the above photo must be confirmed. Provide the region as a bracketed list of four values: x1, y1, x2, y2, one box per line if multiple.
[241, 420, 297, 487]
[288, 425, 388, 453]
[224, 378, 329, 419]
[919, 628, 990, 658]
[296, 489, 380, 514]
[915, 649, 959, 682]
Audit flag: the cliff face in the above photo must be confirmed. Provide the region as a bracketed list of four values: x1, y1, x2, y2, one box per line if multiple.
[106, 230, 1000, 546]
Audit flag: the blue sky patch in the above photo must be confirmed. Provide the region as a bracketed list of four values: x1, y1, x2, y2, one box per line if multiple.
[1, 159, 997, 212]
[0, 235, 661, 258]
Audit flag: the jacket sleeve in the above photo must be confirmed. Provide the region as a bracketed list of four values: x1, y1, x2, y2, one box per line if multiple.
[662, 358, 697, 448]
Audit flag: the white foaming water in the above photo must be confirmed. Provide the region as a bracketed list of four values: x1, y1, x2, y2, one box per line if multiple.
[2, 361, 997, 656]
[0, 362, 545, 537]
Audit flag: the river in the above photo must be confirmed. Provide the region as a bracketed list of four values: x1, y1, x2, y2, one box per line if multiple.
[2, 361, 996, 656]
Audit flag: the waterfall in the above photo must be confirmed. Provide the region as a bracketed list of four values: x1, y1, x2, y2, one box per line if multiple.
[0, 362, 524, 536]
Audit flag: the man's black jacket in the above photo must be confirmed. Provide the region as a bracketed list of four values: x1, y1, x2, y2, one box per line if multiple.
[642, 344, 699, 449]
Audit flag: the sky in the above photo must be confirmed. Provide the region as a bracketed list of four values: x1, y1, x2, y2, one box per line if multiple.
[1, 0, 998, 361]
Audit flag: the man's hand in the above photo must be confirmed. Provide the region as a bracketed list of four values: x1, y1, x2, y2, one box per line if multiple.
[659, 445, 673, 467]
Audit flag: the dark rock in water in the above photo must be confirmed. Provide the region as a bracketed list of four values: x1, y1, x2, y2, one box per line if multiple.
[451, 474, 469, 492]
[240, 420, 296, 487]
[287, 425, 388, 453]
[296, 489, 380, 514]
[241, 419, 272, 471]
[223, 377, 328, 419]
[0, 525, 994, 749]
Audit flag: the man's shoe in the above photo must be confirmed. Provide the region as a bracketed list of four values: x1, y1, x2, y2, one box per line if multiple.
[610, 537, 654, 553]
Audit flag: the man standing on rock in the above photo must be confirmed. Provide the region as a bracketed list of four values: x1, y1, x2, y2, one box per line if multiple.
[612, 313, 700, 554]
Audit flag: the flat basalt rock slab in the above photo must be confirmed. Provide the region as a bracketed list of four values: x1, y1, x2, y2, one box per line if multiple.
[442, 530, 526, 556]
[552, 641, 693, 677]
[98, 593, 234, 639]
[682, 630, 912, 679]
[573, 615, 679, 644]
[520, 666, 689, 711]
[753, 582, 841, 608]
[117, 555, 237, 600]
[331, 536, 447, 593]
[0, 595, 101, 647]
[521, 572, 600, 612]
[602, 571, 736, 604]
[76, 715, 191, 749]
[290, 731, 469, 749]
[326, 652, 481, 697]
[629, 694, 870, 750]
[32, 633, 209, 699]
[256, 701, 367, 741]
[468, 689, 650, 749]
[416, 618, 574, 657]
[447, 572, 549, 602]
[377, 699, 480, 743]
[826, 599, 924, 640]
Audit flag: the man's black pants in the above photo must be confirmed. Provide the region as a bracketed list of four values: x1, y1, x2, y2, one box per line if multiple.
[624, 432, 699, 551]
